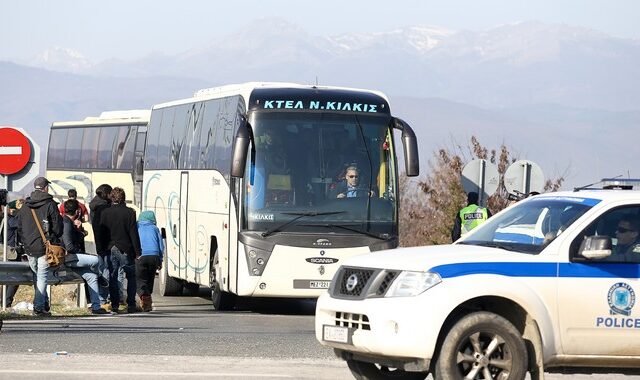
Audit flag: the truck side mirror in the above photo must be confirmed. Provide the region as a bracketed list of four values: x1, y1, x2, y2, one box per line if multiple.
[579, 235, 612, 260]
[392, 118, 419, 177]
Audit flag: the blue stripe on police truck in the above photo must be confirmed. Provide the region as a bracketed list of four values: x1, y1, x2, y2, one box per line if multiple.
[431, 262, 640, 279]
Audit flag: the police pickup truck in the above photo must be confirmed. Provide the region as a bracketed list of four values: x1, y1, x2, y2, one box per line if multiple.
[315, 179, 640, 380]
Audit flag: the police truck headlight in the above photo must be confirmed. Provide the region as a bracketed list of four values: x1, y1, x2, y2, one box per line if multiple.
[385, 271, 441, 297]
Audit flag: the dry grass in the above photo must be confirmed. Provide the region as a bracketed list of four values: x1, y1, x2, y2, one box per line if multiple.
[1, 283, 91, 319]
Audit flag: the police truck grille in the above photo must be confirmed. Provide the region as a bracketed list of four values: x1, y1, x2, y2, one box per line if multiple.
[375, 271, 399, 296]
[336, 268, 374, 297]
[335, 311, 371, 331]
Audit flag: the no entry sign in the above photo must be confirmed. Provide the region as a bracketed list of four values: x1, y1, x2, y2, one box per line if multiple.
[0, 127, 32, 175]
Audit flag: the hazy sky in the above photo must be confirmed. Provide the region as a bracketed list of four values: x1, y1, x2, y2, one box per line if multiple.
[2, 0, 639, 62]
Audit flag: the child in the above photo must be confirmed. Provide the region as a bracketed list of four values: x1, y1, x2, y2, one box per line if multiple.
[136, 210, 164, 312]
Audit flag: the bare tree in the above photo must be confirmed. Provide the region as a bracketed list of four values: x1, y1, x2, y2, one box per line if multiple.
[399, 136, 565, 247]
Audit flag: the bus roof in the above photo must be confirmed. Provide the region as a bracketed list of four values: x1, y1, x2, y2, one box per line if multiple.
[51, 109, 151, 127]
[152, 82, 390, 110]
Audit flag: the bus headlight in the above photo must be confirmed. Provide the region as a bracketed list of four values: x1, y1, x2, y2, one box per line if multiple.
[244, 246, 272, 276]
[385, 271, 441, 297]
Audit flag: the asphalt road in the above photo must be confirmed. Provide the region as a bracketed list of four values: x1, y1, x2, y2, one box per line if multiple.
[1, 286, 639, 380]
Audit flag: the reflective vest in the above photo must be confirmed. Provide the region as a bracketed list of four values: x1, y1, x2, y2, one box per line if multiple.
[459, 204, 489, 236]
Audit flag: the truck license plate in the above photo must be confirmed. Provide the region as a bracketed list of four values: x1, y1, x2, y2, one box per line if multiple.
[323, 325, 349, 343]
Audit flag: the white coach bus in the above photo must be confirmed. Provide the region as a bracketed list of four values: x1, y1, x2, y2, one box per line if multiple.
[144, 82, 419, 310]
[46, 110, 151, 253]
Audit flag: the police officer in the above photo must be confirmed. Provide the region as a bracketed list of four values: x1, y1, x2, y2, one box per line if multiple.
[451, 192, 491, 242]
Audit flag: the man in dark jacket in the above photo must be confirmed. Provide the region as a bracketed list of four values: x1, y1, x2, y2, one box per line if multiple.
[89, 183, 112, 306]
[61, 199, 110, 314]
[16, 177, 63, 316]
[100, 187, 141, 313]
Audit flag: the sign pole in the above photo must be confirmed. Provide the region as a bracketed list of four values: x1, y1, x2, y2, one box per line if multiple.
[1, 174, 6, 310]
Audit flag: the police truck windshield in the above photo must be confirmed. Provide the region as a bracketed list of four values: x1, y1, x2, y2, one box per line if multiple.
[242, 111, 397, 238]
[460, 197, 599, 254]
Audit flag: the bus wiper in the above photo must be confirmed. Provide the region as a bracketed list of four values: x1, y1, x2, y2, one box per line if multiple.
[306, 223, 389, 240]
[261, 211, 345, 238]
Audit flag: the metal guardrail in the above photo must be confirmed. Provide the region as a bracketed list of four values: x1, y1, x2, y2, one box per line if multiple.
[0, 261, 84, 286]
[1, 261, 88, 310]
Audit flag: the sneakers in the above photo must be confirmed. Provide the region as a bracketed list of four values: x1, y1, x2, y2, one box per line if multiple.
[33, 309, 52, 317]
[91, 308, 112, 315]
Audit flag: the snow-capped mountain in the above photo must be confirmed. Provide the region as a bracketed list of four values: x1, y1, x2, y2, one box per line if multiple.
[29, 46, 93, 73]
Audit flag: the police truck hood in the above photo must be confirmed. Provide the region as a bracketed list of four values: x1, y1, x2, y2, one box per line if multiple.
[345, 244, 541, 272]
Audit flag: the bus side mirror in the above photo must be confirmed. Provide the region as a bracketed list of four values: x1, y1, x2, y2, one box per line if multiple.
[579, 235, 612, 260]
[393, 118, 419, 177]
[231, 119, 252, 178]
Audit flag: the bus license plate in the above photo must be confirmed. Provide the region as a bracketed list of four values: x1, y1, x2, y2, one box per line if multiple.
[310, 280, 331, 289]
[323, 325, 349, 343]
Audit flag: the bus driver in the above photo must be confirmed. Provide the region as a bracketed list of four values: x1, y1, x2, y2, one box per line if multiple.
[336, 166, 374, 198]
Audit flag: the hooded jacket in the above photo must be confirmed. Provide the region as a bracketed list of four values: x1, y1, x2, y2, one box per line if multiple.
[17, 190, 63, 257]
[137, 210, 164, 259]
[89, 196, 111, 255]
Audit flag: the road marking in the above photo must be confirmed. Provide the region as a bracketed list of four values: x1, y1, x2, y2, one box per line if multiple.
[0, 370, 292, 378]
[0, 146, 22, 155]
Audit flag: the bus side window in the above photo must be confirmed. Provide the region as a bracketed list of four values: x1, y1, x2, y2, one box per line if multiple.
[146, 109, 163, 170]
[157, 107, 175, 169]
[80, 127, 100, 169]
[65, 128, 84, 168]
[48, 128, 68, 168]
[171, 105, 189, 169]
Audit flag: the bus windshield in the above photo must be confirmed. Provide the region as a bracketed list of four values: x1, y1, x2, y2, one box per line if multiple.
[242, 111, 397, 238]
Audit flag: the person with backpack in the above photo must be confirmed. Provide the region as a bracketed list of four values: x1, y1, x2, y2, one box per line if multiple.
[16, 177, 62, 316]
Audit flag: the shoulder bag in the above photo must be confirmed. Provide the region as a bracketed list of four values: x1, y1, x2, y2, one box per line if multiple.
[30, 209, 66, 267]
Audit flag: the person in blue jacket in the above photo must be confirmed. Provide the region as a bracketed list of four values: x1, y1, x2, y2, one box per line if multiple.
[136, 210, 163, 312]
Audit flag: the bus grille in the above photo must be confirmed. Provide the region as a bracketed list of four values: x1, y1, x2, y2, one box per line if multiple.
[335, 311, 371, 331]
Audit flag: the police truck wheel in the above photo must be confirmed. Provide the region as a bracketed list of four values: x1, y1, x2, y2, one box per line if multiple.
[210, 254, 236, 311]
[158, 254, 183, 296]
[434, 312, 527, 380]
[346, 360, 427, 380]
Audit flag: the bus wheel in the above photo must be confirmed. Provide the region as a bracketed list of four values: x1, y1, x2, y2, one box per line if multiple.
[159, 255, 183, 296]
[210, 255, 235, 311]
[434, 312, 527, 380]
[346, 360, 427, 380]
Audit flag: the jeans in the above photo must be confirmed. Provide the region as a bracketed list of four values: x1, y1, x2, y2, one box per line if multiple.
[65, 253, 101, 311]
[98, 254, 110, 304]
[109, 247, 136, 310]
[136, 255, 160, 296]
[27, 255, 49, 311]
